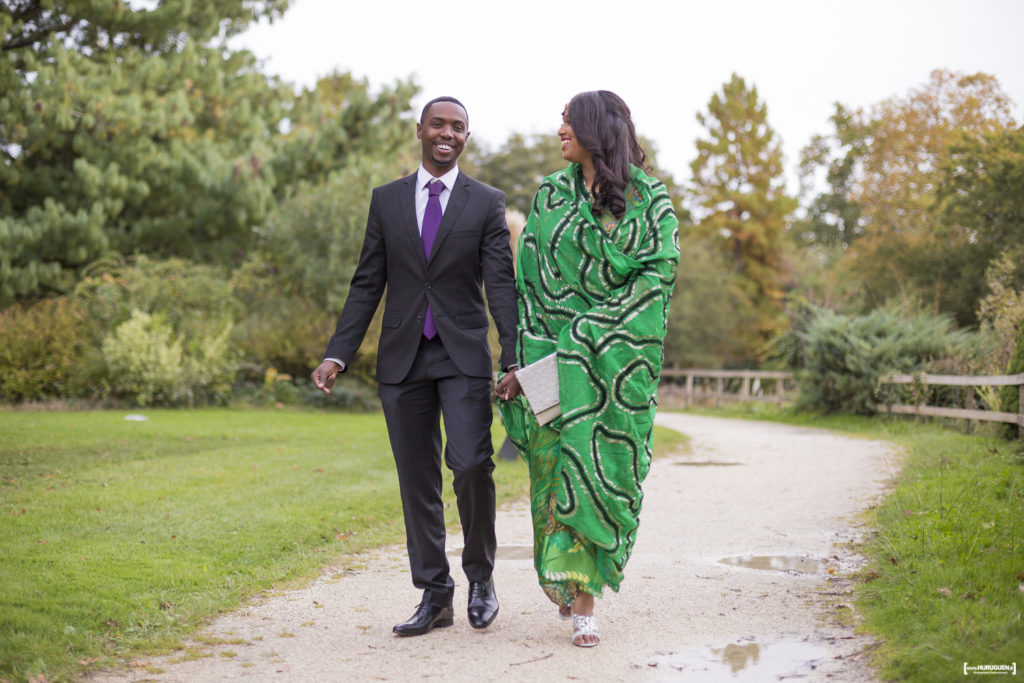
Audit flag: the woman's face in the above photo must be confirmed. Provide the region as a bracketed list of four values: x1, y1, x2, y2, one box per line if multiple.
[558, 105, 592, 166]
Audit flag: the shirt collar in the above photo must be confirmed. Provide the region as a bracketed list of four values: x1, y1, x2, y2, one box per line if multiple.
[417, 164, 459, 192]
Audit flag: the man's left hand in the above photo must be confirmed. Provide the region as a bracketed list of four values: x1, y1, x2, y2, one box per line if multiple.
[494, 371, 522, 401]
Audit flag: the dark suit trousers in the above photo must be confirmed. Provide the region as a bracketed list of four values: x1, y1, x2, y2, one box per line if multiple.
[378, 336, 497, 607]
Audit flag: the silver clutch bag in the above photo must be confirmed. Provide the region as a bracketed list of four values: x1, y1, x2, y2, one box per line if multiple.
[515, 352, 560, 425]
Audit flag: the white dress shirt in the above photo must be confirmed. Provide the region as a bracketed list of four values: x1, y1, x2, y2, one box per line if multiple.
[415, 164, 459, 234]
[325, 164, 460, 372]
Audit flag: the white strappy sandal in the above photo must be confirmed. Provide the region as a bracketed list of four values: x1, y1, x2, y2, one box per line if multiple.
[571, 613, 600, 647]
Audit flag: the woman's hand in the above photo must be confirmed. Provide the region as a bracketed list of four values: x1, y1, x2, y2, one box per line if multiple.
[495, 371, 523, 401]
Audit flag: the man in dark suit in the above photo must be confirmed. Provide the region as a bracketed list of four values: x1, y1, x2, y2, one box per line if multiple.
[311, 96, 517, 637]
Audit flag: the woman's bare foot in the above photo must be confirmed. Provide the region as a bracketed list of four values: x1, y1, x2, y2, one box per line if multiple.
[558, 604, 571, 620]
[571, 593, 599, 646]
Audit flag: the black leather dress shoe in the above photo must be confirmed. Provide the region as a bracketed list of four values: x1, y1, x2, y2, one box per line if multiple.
[393, 603, 454, 637]
[467, 580, 499, 629]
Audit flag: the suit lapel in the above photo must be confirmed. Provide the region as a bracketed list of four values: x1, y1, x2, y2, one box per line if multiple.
[428, 174, 471, 265]
[397, 174, 426, 267]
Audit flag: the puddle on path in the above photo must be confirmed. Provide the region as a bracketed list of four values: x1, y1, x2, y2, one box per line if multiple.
[447, 544, 533, 560]
[674, 460, 743, 467]
[645, 639, 830, 680]
[720, 554, 822, 574]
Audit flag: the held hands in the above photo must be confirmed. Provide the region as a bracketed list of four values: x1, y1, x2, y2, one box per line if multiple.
[495, 371, 522, 401]
[311, 360, 341, 394]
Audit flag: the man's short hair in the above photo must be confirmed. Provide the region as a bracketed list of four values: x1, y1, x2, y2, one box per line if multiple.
[420, 96, 468, 124]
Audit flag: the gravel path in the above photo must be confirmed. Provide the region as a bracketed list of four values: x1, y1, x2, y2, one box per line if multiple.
[84, 413, 899, 682]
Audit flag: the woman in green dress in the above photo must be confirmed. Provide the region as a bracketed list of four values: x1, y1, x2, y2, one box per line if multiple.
[495, 90, 679, 647]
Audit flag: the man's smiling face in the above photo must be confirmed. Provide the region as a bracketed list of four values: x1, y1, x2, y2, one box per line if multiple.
[417, 101, 469, 176]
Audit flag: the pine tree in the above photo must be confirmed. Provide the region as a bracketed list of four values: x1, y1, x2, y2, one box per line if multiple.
[689, 74, 796, 362]
[1, 1, 288, 302]
[271, 72, 417, 198]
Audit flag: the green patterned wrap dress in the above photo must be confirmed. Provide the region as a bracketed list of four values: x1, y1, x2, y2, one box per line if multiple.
[499, 163, 679, 608]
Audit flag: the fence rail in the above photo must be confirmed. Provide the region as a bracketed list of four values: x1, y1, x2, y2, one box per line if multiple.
[877, 371, 1024, 437]
[657, 367, 1024, 437]
[659, 368, 797, 407]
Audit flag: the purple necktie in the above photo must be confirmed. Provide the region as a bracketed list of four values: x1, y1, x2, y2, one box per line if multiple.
[421, 180, 443, 339]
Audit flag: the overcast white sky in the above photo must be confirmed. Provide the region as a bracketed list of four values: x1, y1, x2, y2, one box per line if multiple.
[233, 0, 1024, 193]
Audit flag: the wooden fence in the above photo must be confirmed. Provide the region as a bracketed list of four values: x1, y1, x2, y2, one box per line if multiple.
[657, 368, 1024, 437]
[877, 371, 1024, 437]
[659, 368, 797, 407]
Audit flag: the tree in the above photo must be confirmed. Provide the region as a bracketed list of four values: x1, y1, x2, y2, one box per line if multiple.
[271, 72, 417, 197]
[0, 3, 420, 305]
[826, 71, 1016, 325]
[1, 1, 290, 303]
[793, 103, 867, 250]
[935, 125, 1024, 315]
[689, 74, 796, 361]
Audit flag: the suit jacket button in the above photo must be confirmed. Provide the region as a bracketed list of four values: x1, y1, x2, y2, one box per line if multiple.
[417, 315, 423, 323]
[425, 282, 431, 289]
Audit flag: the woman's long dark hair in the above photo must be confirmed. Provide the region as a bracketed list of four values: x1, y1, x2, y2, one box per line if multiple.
[566, 90, 648, 219]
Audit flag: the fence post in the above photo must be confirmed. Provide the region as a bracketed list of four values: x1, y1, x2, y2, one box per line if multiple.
[741, 372, 750, 400]
[685, 372, 694, 409]
[715, 377, 723, 407]
[1018, 384, 1023, 438]
[965, 385, 975, 434]
[916, 372, 927, 423]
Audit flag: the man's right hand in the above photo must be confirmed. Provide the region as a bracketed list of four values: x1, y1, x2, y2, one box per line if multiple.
[311, 360, 341, 394]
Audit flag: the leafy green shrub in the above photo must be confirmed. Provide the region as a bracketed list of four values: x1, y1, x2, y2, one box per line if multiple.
[795, 306, 972, 414]
[72, 257, 240, 404]
[976, 249, 1024, 374]
[974, 250, 1024, 427]
[185, 320, 237, 405]
[0, 297, 92, 402]
[101, 310, 188, 406]
[999, 318, 1024, 439]
[100, 309, 236, 406]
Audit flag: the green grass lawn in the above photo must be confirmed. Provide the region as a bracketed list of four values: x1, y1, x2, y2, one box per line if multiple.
[688, 402, 1024, 682]
[0, 408, 687, 682]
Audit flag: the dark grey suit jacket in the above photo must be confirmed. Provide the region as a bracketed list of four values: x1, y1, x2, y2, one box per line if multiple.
[324, 171, 517, 384]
